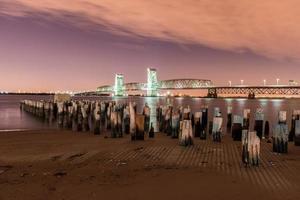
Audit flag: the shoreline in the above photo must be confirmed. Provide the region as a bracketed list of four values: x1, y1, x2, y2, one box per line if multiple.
[0, 128, 58, 133]
[0, 129, 32, 133]
[0, 129, 299, 199]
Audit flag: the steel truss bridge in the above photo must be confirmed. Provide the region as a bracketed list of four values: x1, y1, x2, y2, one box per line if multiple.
[207, 86, 300, 97]
[96, 83, 300, 97]
[97, 79, 213, 93]
[94, 69, 299, 97]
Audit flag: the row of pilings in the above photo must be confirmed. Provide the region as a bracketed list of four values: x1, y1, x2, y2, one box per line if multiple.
[21, 100, 300, 167]
[20, 100, 148, 139]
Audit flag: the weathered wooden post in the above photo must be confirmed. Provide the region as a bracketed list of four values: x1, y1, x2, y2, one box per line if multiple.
[273, 111, 288, 153]
[289, 110, 300, 141]
[93, 103, 101, 135]
[243, 109, 250, 130]
[232, 115, 243, 141]
[171, 110, 180, 138]
[200, 107, 208, 139]
[254, 108, 264, 139]
[179, 120, 193, 146]
[227, 106, 232, 132]
[242, 130, 260, 166]
[194, 111, 202, 138]
[212, 113, 223, 142]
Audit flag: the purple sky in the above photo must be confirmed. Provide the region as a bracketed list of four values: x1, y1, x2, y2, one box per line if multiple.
[0, 1, 299, 92]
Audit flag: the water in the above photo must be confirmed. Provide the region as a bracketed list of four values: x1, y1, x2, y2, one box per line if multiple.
[1, 95, 300, 132]
[0, 95, 53, 131]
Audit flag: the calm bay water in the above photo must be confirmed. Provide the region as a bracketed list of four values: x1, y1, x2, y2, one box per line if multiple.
[1, 95, 300, 132]
[0, 95, 53, 131]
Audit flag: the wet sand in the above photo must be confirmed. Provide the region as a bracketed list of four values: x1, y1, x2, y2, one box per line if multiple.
[0, 130, 299, 200]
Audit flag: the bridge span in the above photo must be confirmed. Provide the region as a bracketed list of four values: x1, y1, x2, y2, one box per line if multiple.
[207, 86, 300, 98]
[97, 84, 300, 98]
[97, 78, 213, 93]
[84, 85, 300, 98]
[97, 68, 213, 96]
[94, 68, 300, 98]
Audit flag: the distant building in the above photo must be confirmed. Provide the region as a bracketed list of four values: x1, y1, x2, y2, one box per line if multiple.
[289, 80, 298, 86]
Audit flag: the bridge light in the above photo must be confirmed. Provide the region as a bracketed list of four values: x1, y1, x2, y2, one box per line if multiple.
[114, 74, 124, 96]
[147, 68, 158, 96]
[240, 80, 244, 86]
[276, 78, 280, 85]
[263, 79, 266, 86]
[228, 81, 232, 87]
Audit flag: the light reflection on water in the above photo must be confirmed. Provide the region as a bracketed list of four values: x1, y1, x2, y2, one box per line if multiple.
[1, 95, 300, 132]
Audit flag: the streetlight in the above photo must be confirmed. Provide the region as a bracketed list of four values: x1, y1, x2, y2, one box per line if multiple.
[263, 79, 266, 86]
[229, 80, 232, 87]
[240, 80, 244, 85]
[276, 78, 280, 85]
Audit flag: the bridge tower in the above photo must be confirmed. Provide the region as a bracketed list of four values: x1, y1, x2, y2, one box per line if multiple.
[114, 74, 124, 96]
[207, 88, 217, 98]
[147, 68, 158, 96]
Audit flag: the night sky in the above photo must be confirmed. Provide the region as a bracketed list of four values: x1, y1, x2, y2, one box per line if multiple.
[0, 0, 299, 92]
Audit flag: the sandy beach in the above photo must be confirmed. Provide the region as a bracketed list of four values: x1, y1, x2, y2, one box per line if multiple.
[0, 130, 299, 200]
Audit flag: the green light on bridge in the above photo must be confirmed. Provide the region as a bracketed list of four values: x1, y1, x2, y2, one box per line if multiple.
[114, 74, 124, 96]
[147, 68, 158, 96]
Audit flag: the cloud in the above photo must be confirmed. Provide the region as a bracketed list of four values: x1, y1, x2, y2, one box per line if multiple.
[1, 0, 300, 61]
